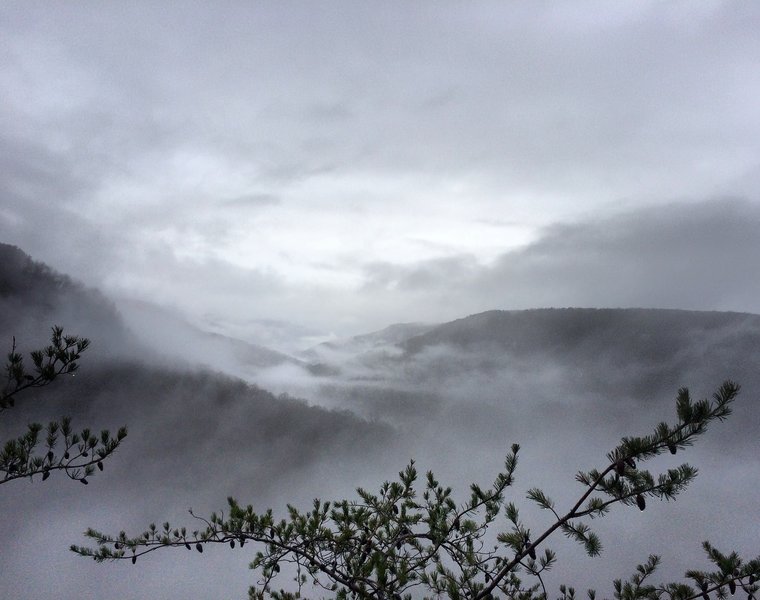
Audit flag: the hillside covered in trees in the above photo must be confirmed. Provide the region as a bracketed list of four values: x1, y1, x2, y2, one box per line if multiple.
[1, 244, 758, 599]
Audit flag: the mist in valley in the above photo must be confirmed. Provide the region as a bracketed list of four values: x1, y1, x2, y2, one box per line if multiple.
[2, 4, 760, 599]
[1, 240, 759, 599]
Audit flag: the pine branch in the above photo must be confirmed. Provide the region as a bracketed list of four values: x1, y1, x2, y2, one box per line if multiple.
[72, 381, 752, 600]
[2, 326, 90, 411]
[1, 327, 128, 485]
[1, 418, 128, 485]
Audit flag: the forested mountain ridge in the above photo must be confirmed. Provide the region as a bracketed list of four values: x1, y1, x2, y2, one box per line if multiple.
[401, 307, 760, 358]
[2, 242, 759, 600]
[0, 242, 395, 503]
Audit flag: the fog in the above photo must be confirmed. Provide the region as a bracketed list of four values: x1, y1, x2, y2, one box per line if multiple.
[1, 244, 758, 599]
[2, 3, 760, 598]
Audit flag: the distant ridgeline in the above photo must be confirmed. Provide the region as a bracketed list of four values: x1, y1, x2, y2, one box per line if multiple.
[4, 241, 760, 409]
[402, 307, 760, 357]
[304, 305, 760, 414]
[0, 242, 395, 487]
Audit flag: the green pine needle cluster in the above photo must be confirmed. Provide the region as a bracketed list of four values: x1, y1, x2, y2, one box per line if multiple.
[72, 381, 758, 600]
[1, 327, 127, 485]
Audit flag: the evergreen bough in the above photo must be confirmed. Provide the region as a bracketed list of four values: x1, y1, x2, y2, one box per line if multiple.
[73, 381, 758, 600]
[1, 326, 127, 485]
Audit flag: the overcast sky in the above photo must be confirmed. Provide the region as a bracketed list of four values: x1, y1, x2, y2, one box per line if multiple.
[2, 2, 760, 346]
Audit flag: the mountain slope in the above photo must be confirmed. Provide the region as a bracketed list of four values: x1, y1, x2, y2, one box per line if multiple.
[0, 242, 138, 358]
[402, 308, 760, 360]
[394, 308, 760, 399]
[0, 242, 395, 494]
[115, 297, 305, 371]
[291, 308, 760, 434]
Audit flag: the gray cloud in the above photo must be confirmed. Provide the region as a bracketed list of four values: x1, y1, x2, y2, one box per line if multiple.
[488, 198, 760, 309]
[221, 193, 282, 209]
[358, 199, 760, 326]
[362, 254, 480, 292]
[2, 3, 760, 342]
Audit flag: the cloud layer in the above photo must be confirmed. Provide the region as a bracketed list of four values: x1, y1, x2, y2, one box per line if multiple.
[2, 3, 760, 344]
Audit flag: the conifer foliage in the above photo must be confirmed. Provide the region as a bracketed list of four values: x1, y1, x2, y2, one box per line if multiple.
[1, 326, 127, 485]
[74, 381, 759, 600]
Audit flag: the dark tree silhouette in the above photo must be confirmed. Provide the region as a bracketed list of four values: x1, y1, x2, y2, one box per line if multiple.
[1, 326, 126, 486]
[74, 381, 758, 600]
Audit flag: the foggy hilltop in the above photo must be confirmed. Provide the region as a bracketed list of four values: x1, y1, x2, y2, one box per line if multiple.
[1, 242, 759, 600]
